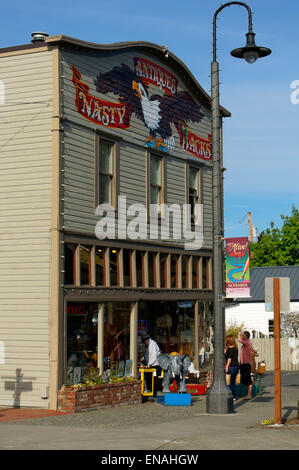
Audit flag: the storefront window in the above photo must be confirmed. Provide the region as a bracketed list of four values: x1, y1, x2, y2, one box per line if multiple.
[96, 248, 104, 286]
[104, 303, 130, 371]
[138, 301, 195, 360]
[66, 303, 98, 384]
[65, 243, 75, 285]
[66, 302, 131, 384]
[80, 245, 91, 286]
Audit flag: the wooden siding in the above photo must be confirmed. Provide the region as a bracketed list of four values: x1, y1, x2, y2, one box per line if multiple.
[61, 48, 213, 249]
[0, 49, 53, 407]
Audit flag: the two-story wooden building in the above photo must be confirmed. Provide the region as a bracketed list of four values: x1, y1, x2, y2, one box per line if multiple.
[0, 33, 230, 409]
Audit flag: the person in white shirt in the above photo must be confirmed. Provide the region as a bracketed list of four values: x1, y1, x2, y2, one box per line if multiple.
[142, 334, 161, 395]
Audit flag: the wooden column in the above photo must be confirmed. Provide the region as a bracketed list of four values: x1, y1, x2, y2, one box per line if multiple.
[273, 278, 281, 424]
[194, 301, 199, 370]
[130, 302, 138, 378]
[97, 303, 105, 376]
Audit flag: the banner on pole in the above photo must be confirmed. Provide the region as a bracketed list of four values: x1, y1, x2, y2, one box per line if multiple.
[225, 237, 250, 298]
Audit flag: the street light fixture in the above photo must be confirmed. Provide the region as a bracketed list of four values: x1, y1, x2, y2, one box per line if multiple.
[206, 1, 271, 414]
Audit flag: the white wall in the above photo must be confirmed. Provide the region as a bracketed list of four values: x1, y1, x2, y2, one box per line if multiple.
[225, 302, 299, 337]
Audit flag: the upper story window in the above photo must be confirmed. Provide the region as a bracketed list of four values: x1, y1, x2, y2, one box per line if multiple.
[188, 166, 201, 224]
[97, 138, 116, 207]
[149, 154, 164, 216]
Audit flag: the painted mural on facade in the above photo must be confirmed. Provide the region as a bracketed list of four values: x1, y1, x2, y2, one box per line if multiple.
[72, 56, 212, 161]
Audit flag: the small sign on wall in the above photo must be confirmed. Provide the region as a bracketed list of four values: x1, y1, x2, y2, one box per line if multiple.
[265, 277, 290, 312]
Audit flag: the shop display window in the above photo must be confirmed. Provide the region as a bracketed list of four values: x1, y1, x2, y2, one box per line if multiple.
[66, 302, 132, 384]
[138, 301, 195, 360]
[104, 302, 130, 370]
[66, 303, 99, 384]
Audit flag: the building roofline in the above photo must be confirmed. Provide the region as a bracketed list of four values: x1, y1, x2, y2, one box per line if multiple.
[0, 35, 231, 117]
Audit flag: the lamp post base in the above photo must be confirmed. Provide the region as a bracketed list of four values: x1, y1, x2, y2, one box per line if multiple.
[206, 380, 234, 414]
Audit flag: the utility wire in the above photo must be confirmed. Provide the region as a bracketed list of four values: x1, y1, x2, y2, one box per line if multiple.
[0, 101, 51, 151]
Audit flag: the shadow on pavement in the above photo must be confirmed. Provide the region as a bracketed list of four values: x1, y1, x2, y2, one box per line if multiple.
[282, 406, 297, 422]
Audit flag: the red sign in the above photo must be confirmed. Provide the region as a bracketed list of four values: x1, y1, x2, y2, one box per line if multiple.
[133, 57, 178, 95]
[72, 66, 131, 129]
[178, 123, 212, 161]
[67, 305, 86, 315]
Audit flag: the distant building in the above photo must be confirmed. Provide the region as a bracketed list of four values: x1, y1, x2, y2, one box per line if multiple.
[226, 266, 299, 337]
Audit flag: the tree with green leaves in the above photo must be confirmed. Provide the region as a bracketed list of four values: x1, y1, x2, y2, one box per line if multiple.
[249, 205, 299, 267]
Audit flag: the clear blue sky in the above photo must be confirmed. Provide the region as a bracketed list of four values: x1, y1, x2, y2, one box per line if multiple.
[1, 0, 298, 239]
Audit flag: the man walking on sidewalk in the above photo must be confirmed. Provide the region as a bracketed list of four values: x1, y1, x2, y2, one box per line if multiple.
[238, 330, 252, 400]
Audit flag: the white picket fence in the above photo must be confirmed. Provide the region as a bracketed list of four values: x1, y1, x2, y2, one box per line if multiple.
[251, 338, 299, 371]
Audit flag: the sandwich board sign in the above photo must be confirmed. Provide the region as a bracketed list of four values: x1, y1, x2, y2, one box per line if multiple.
[265, 277, 290, 312]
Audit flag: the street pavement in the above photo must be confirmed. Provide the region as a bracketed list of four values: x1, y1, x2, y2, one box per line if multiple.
[0, 372, 298, 451]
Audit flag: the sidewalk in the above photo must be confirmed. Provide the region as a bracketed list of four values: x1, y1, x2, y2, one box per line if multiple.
[0, 374, 298, 450]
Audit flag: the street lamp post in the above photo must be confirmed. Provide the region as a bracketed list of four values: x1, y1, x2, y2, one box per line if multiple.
[206, 2, 271, 414]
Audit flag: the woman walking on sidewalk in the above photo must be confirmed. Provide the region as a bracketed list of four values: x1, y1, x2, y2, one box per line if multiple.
[225, 335, 240, 400]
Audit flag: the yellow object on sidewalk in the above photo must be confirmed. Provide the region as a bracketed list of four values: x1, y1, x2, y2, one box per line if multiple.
[139, 368, 155, 396]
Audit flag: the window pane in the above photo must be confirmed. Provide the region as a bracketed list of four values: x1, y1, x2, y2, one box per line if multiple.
[148, 252, 155, 287]
[150, 186, 160, 206]
[189, 167, 198, 191]
[192, 257, 199, 289]
[80, 245, 91, 286]
[67, 303, 98, 384]
[171, 255, 178, 288]
[65, 243, 75, 285]
[99, 174, 111, 204]
[202, 257, 208, 288]
[110, 248, 120, 286]
[136, 251, 143, 287]
[160, 254, 168, 288]
[189, 168, 198, 222]
[104, 303, 131, 369]
[182, 255, 188, 288]
[95, 248, 104, 286]
[123, 249, 132, 287]
[150, 155, 161, 185]
[99, 141, 113, 173]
